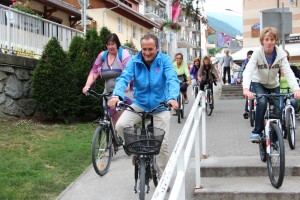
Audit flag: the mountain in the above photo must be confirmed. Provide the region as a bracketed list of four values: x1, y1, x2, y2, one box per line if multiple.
[206, 12, 242, 44]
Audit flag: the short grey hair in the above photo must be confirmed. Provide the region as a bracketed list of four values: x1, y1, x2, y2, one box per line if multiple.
[140, 34, 159, 48]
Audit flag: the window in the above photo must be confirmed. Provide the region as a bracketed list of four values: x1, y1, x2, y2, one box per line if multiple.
[118, 17, 123, 33]
[132, 25, 136, 38]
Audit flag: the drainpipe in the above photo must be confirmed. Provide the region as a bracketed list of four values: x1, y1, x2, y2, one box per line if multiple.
[103, 0, 120, 27]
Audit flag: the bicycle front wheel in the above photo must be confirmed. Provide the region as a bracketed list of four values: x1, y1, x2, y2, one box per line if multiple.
[259, 136, 266, 162]
[177, 95, 182, 123]
[267, 123, 285, 188]
[286, 108, 296, 150]
[249, 100, 255, 127]
[206, 90, 213, 116]
[91, 126, 112, 176]
[139, 159, 146, 200]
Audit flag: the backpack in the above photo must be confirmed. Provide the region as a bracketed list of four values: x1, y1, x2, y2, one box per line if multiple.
[101, 46, 124, 63]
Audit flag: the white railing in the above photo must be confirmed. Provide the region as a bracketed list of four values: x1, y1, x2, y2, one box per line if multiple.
[0, 4, 83, 58]
[152, 91, 207, 200]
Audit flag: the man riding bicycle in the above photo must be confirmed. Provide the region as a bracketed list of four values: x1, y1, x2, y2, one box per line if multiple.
[173, 53, 191, 104]
[243, 27, 300, 143]
[108, 34, 179, 178]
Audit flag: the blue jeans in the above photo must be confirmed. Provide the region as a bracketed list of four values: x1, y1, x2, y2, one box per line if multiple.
[251, 83, 280, 135]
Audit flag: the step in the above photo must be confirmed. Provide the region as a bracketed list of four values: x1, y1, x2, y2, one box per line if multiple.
[191, 156, 300, 200]
[193, 176, 300, 200]
[200, 156, 300, 177]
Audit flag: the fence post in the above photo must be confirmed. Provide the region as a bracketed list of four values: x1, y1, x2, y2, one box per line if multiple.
[195, 101, 201, 188]
[201, 93, 207, 159]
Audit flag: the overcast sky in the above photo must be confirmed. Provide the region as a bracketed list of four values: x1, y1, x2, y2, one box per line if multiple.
[203, 0, 243, 15]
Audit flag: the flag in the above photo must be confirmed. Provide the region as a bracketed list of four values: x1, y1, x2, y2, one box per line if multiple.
[172, 1, 181, 21]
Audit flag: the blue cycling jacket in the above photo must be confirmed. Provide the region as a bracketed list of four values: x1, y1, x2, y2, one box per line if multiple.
[113, 51, 179, 112]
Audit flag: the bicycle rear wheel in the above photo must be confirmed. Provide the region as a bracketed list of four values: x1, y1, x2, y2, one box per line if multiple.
[139, 159, 146, 200]
[267, 123, 285, 188]
[206, 90, 213, 116]
[286, 108, 296, 150]
[91, 126, 112, 176]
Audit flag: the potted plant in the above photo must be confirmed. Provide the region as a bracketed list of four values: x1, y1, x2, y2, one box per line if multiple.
[159, 21, 181, 32]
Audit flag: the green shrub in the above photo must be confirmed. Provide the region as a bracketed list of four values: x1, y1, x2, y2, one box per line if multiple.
[32, 37, 79, 123]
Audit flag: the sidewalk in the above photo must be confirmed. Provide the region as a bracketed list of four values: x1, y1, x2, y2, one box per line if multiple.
[57, 86, 300, 199]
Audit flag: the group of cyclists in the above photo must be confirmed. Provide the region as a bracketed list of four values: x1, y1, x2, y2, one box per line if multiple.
[81, 26, 300, 184]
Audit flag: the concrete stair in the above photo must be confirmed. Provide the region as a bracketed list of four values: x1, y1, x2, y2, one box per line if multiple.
[192, 156, 300, 200]
[220, 84, 244, 100]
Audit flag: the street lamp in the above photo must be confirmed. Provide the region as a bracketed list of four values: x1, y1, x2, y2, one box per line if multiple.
[78, 0, 90, 35]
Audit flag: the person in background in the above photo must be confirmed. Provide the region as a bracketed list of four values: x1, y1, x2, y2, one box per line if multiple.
[219, 49, 233, 85]
[108, 34, 179, 178]
[173, 53, 191, 104]
[237, 50, 254, 119]
[198, 55, 221, 92]
[82, 33, 132, 125]
[190, 57, 201, 91]
[243, 27, 300, 143]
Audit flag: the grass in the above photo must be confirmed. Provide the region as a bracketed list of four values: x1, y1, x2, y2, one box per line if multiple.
[0, 119, 95, 200]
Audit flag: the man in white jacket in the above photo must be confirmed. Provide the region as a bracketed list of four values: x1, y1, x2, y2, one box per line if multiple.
[243, 27, 300, 142]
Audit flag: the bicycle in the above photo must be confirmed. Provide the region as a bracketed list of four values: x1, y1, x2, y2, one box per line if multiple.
[280, 88, 296, 150]
[116, 101, 171, 200]
[86, 88, 126, 176]
[254, 93, 285, 188]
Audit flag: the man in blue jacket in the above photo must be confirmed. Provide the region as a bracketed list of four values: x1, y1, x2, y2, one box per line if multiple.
[108, 34, 179, 177]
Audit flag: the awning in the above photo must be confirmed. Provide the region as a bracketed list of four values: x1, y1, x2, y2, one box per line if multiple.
[231, 43, 300, 61]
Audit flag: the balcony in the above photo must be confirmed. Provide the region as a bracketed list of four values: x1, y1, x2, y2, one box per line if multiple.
[0, 4, 83, 59]
[177, 34, 196, 48]
[154, 11, 167, 23]
[185, 22, 196, 32]
[178, 16, 188, 27]
[145, 6, 159, 18]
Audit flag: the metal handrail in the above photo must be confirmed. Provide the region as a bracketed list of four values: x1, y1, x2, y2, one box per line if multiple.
[0, 4, 83, 59]
[152, 91, 206, 200]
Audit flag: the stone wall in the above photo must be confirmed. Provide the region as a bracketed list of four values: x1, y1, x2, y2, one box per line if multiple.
[0, 53, 38, 118]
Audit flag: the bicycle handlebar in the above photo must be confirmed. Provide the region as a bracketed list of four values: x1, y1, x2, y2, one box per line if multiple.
[253, 93, 294, 98]
[116, 101, 172, 117]
[86, 88, 112, 101]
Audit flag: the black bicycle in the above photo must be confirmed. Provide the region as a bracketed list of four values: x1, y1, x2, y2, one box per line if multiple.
[116, 101, 171, 200]
[255, 93, 285, 189]
[86, 89, 125, 176]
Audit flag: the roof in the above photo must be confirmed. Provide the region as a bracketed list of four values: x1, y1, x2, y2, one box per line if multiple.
[231, 43, 300, 61]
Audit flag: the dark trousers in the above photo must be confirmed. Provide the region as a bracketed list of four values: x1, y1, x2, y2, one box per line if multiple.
[223, 66, 231, 84]
[251, 82, 280, 135]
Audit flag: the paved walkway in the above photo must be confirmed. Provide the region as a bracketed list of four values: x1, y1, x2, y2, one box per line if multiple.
[56, 85, 300, 199]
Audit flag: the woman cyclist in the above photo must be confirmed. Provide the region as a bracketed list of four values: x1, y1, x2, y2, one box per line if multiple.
[190, 57, 201, 90]
[82, 33, 132, 125]
[173, 53, 191, 104]
[198, 55, 221, 92]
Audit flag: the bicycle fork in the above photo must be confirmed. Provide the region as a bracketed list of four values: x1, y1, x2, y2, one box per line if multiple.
[133, 157, 151, 194]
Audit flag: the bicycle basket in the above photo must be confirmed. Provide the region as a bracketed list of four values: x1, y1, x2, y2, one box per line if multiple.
[123, 127, 165, 155]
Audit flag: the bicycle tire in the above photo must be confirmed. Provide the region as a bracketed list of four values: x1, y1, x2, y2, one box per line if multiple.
[259, 136, 266, 162]
[181, 98, 184, 119]
[139, 159, 146, 200]
[177, 95, 181, 123]
[206, 90, 213, 116]
[194, 86, 199, 99]
[151, 156, 158, 187]
[286, 108, 296, 150]
[91, 126, 112, 176]
[267, 123, 285, 188]
[249, 100, 255, 127]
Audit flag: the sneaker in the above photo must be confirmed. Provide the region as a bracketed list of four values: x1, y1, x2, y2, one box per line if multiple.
[249, 134, 260, 143]
[243, 112, 249, 119]
[184, 98, 189, 104]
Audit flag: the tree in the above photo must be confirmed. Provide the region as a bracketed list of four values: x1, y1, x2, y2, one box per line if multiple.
[32, 37, 79, 123]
